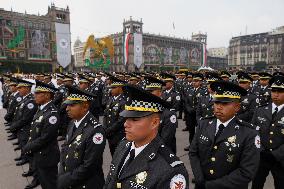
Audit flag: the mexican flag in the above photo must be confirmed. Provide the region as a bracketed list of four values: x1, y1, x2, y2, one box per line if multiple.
[124, 33, 131, 65]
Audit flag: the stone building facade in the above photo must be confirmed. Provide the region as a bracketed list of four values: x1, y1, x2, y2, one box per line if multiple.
[228, 26, 284, 71]
[0, 3, 70, 72]
[75, 17, 204, 72]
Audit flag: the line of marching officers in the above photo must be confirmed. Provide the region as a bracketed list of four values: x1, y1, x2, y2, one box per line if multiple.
[1, 70, 284, 189]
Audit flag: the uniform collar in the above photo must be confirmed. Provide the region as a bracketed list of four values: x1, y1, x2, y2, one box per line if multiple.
[23, 93, 31, 99]
[40, 100, 52, 110]
[113, 94, 121, 100]
[216, 116, 235, 134]
[130, 142, 149, 158]
[165, 87, 173, 93]
[74, 111, 90, 128]
[272, 103, 284, 113]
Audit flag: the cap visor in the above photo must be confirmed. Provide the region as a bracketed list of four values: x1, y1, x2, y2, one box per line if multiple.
[63, 100, 83, 105]
[212, 97, 239, 103]
[119, 110, 154, 118]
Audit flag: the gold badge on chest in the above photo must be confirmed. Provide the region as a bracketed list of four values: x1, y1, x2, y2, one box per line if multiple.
[76, 134, 82, 141]
[227, 135, 236, 143]
[281, 129, 284, 135]
[226, 154, 234, 163]
[135, 171, 147, 184]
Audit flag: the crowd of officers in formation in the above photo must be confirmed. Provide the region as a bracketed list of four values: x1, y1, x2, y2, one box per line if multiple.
[1, 69, 284, 189]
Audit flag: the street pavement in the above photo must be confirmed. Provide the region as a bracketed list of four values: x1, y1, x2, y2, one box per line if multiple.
[0, 109, 274, 188]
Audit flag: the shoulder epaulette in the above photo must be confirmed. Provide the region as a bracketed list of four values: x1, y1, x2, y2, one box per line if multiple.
[236, 119, 256, 130]
[158, 145, 183, 168]
[257, 103, 269, 108]
[201, 116, 215, 120]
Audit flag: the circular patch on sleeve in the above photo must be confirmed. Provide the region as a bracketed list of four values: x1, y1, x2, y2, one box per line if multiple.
[176, 96, 181, 101]
[170, 115, 177, 124]
[170, 174, 186, 189]
[49, 116, 58, 124]
[255, 135, 261, 149]
[27, 103, 34, 109]
[93, 133, 104, 144]
[16, 97, 22, 102]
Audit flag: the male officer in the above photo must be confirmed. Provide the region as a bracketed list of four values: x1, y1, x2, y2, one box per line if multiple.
[251, 75, 284, 189]
[220, 71, 231, 81]
[161, 73, 181, 111]
[128, 74, 140, 86]
[251, 72, 260, 90]
[10, 78, 37, 166]
[103, 76, 127, 156]
[184, 73, 207, 150]
[23, 81, 60, 189]
[43, 74, 55, 87]
[253, 72, 272, 107]
[237, 72, 257, 122]
[104, 84, 189, 189]
[196, 72, 221, 121]
[175, 71, 187, 119]
[189, 80, 260, 189]
[145, 76, 178, 154]
[4, 77, 22, 124]
[58, 86, 106, 189]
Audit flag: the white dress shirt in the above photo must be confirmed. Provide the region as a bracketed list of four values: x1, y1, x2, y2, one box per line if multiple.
[216, 116, 235, 135]
[39, 100, 52, 110]
[272, 103, 284, 114]
[74, 111, 90, 128]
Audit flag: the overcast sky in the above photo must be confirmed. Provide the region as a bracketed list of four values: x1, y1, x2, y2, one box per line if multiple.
[2, 0, 284, 49]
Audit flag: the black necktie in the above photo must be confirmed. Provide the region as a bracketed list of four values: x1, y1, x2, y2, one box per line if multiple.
[215, 124, 225, 140]
[71, 124, 77, 137]
[120, 149, 135, 176]
[272, 107, 278, 121]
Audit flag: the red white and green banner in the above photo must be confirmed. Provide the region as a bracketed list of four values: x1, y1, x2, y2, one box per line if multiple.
[124, 33, 131, 65]
[201, 43, 207, 67]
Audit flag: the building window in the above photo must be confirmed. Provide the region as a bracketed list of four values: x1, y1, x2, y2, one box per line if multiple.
[28, 22, 32, 28]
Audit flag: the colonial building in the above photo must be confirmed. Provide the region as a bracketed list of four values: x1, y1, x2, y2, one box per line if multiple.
[75, 17, 204, 72]
[0, 4, 70, 73]
[208, 47, 228, 58]
[228, 26, 284, 71]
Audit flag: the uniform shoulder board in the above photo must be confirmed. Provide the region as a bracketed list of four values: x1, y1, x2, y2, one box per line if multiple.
[258, 103, 269, 108]
[200, 116, 215, 120]
[158, 144, 183, 168]
[236, 119, 256, 130]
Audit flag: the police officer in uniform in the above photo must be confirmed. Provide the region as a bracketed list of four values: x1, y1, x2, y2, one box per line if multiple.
[57, 74, 74, 141]
[251, 72, 260, 90]
[253, 72, 272, 107]
[4, 77, 22, 125]
[189, 80, 260, 189]
[196, 72, 221, 121]
[43, 74, 55, 87]
[161, 73, 181, 111]
[23, 80, 60, 189]
[104, 84, 189, 189]
[175, 71, 187, 119]
[251, 75, 284, 189]
[58, 85, 106, 189]
[237, 72, 257, 123]
[103, 76, 127, 156]
[10, 78, 37, 166]
[184, 73, 207, 150]
[101, 74, 112, 112]
[220, 71, 231, 82]
[145, 76, 178, 154]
